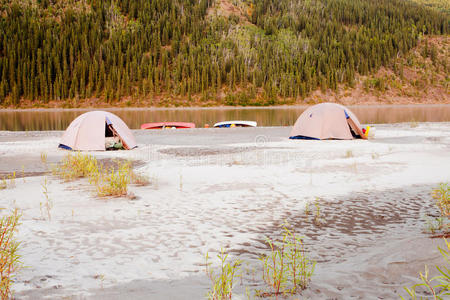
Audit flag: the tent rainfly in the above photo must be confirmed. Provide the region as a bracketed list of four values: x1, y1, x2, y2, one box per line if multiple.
[289, 103, 367, 140]
[59, 111, 137, 151]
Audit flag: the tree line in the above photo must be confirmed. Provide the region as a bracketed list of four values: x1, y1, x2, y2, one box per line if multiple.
[0, 0, 448, 105]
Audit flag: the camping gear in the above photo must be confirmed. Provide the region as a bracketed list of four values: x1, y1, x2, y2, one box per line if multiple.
[213, 121, 257, 128]
[140, 122, 195, 129]
[105, 136, 124, 150]
[367, 126, 376, 138]
[289, 103, 366, 140]
[59, 111, 137, 151]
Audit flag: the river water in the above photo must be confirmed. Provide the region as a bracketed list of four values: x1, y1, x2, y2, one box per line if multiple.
[0, 104, 449, 131]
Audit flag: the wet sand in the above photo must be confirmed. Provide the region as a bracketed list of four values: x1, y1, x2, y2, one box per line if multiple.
[0, 123, 449, 299]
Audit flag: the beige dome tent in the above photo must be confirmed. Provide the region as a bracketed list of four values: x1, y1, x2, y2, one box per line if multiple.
[59, 111, 137, 151]
[289, 103, 366, 140]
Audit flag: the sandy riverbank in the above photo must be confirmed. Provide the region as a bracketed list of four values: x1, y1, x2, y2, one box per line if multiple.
[0, 123, 449, 299]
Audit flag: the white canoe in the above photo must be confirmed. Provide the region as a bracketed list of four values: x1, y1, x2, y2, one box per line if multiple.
[213, 121, 257, 128]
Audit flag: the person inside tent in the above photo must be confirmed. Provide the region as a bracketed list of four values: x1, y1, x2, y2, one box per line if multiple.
[105, 117, 124, 150]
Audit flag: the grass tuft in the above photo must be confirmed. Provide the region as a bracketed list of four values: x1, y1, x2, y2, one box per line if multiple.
[41, 177, 52, 221]
[345, 150, 354, 158]
[0, 178, 6, 190]
[130, 171, 150, 186]
[314, 198, 322, 226]
[53, 153, 149, 197]
[96, 162, 131, 197]
[0, 172, 16, 190]
[52, 153, 100, 181]
[40, 152, 48, 165]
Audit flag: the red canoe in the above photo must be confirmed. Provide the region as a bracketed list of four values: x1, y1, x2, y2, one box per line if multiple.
[140, 122, 196, 129]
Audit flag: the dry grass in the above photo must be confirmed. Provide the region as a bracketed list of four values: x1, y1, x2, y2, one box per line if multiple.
[130, 170, 150, 186]
[96, 162, 131, 197]
[0, 178, 6, 190]
[52, 153, 149, 197]
[40, 152, 48, 165]
[433, 183, 450, 217]
[345, 150, 354, 158]
[0, 172, 16, 190]
[52, 153, 100, 182]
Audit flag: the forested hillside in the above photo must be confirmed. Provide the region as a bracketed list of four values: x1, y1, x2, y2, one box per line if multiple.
[0, 0, 448, 107]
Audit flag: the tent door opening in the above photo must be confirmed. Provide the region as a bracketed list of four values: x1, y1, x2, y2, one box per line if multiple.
[105, 117, 129, 150]
[346, 117, 365, 139]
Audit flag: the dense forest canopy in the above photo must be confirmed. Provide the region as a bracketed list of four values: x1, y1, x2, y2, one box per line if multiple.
[0, 0, 448, 106]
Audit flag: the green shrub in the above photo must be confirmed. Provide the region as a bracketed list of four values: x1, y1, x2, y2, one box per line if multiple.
[433, 183, 450, 217]
[425, 183, 450, 236]
[0, 209, 22, 299]
[257, 226, 315, 296]
[205, 249, 241, 300]
[224, 93, 237, 106]
[402, 239, 450, 300]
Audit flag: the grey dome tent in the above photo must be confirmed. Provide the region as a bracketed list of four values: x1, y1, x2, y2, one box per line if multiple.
[59, 111, 137, 151]
[289, 103, 366, 140]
